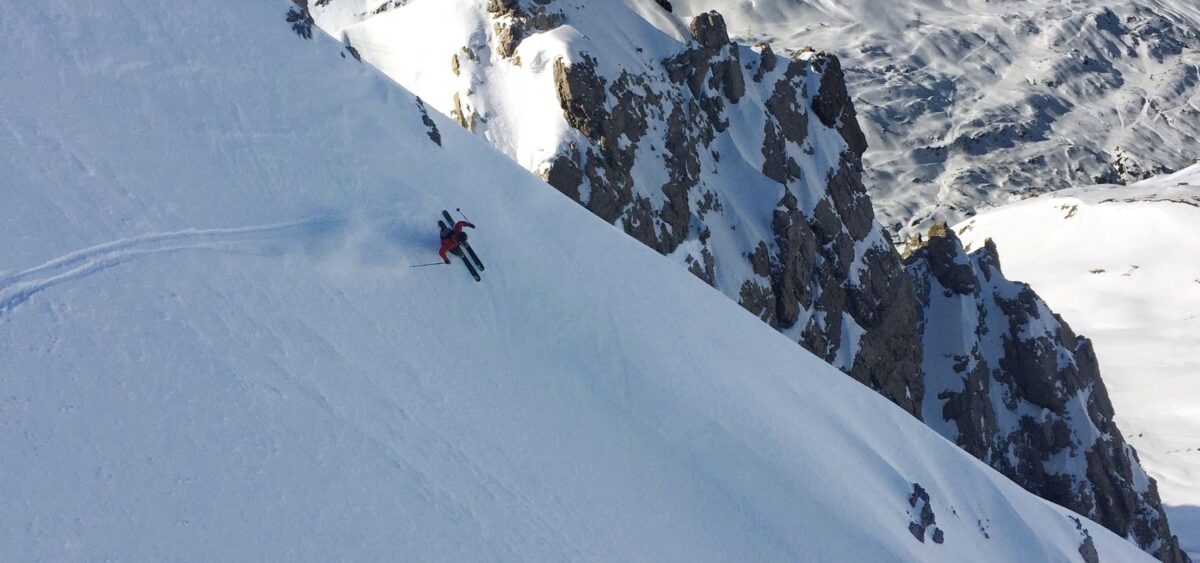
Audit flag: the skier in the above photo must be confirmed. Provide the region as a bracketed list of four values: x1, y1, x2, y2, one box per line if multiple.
[439, 220, 476, 264]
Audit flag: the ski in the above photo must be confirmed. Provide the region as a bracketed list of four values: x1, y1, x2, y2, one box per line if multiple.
[461, 242, 484, 271]
[460, 252, 481, 282]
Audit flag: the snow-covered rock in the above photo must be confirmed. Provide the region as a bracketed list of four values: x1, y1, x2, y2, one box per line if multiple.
[953, 165, 1200, 560]
[903, 225, 1188, 562]
[309, 0, 926, 417]
[0, 1, 1164, 560]
[669, 0, 1200, 238]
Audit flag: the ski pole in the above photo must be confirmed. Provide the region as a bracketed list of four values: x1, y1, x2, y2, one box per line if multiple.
[410, 261, 447, 268]
[456, 208, 472, 223]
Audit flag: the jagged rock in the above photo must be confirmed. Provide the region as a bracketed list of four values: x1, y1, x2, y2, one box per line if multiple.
[914, 222, 977, 294]
[738, 279, 775, 324]
[486, 0, 517, 16]
[415, 97, 442, 146]
[666, 12, 743, 104]
[825, 155, 876, 242]
[494, 23, 520, 58]
[554, 55, 607, 141]
[541, 148, 583, 200]
[810, 53, 868, 157]
[688, 11, 729, 50]
[286, 6, 314, 40]
[907, 483, 942, 544]
[905, 225, 1189, 562]
[1080, 536, 1100, 563]
[752, 43, 776, 82]
[847, 246, 923, 416]
[687, 247, 716, 284]
[489, 0, 566, 58]
[770, 200, 817, 328]
[451, 92, 477, 131]
[749, 241, 771, 278]
[761, 121, 799, 184]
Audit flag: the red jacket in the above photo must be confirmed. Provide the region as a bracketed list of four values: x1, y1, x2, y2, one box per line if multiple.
[439, 221, 474, 262]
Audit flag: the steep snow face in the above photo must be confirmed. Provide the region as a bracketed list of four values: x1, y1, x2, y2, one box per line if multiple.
[670, 0, 1200, 238]
[903, 227, 1188, 562]
[309, 0, 926, 417]
[954, 166, 1200, 560]
[0, 0, 1158, 561]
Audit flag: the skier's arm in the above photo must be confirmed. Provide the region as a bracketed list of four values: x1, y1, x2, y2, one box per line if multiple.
[439, 246, 450, 263]
[454, 220, 475, 232]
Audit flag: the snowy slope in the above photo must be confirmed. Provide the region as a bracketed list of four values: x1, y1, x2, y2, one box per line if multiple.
[954, 165, 1200, 559]
[670, 0, 1200, 237]
[0, 0, 1157, 560]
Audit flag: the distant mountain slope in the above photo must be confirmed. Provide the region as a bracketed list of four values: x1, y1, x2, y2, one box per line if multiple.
[954, 165, 1200, 559]
[672, 0, 1200, 237]
[0, 0, 1157, 561]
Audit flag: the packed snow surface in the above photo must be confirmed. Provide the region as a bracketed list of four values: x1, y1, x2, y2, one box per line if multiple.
[0, 0, 1154, 560]
[956, 165, 1200, 559]
[672, 0, 1200, 237]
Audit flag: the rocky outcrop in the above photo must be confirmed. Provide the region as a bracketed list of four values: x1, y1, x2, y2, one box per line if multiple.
[907, 483, 944, 545]
[415, 97, 442, 146]
[488, 0, 565, 58]
[810, 54, 868, 157]
[904, 225, 1188, 563]
[540, 6, 924, 416]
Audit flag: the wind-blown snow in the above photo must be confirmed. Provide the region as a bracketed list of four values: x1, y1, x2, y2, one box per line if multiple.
[0, 0, 1155, 560]
[955, 165, 1200, 559]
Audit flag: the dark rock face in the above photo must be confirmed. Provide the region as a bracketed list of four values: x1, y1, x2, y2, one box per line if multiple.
[752, 43, 776, 82]
[1070, 515, 1102, 563]
[688, 11, 729, 50]
[904, 226, 1189, 563]
[286, 6, 314, 40]
[811, 54, 868, 157]
[906, 483, 944, 544]
[415, 97, 442, 146]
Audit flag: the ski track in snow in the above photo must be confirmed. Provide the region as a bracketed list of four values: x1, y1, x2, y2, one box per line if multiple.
[0, 216, 345, 316]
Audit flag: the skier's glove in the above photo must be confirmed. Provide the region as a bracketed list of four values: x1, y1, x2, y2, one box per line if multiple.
[444, 257, 451, 264]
